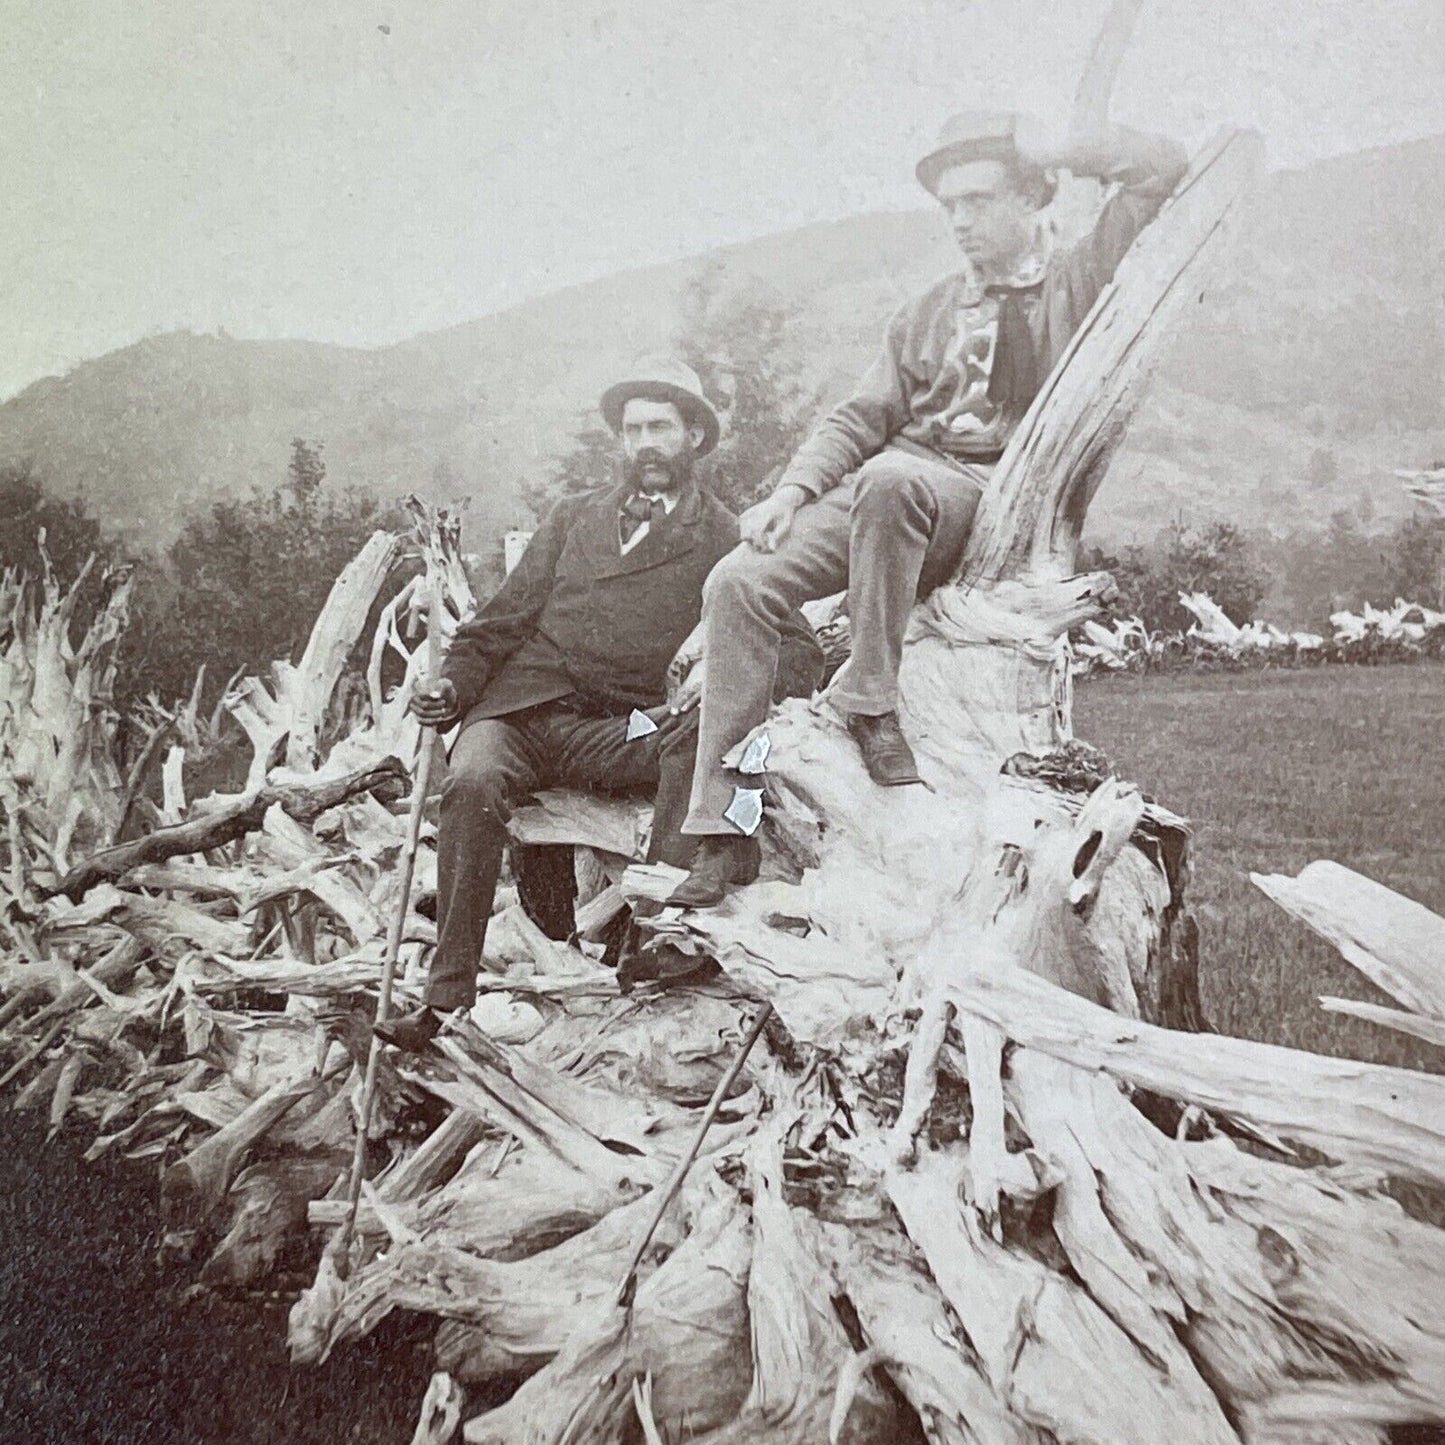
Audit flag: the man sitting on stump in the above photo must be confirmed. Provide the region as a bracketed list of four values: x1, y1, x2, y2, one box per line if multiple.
[377, 358, 823, 1050]
[668, 112, 1187, 909]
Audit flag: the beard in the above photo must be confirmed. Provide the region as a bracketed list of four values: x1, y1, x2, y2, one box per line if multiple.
[623, 445, 695, 494]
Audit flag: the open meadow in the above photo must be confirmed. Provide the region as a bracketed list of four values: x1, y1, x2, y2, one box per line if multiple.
[1075, 660, 1445, 1072]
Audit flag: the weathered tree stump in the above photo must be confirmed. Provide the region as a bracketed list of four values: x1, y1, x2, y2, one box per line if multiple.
[7, 116, 1445, 1444]
[350, 129, 1440, 1442]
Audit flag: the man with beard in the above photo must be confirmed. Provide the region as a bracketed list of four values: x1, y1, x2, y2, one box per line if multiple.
[376, 358, 823, 1049]
[667, 113, 1187, 908]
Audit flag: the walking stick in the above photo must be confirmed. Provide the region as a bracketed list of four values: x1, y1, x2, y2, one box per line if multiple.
[335, 571, 446, 1274]
[616, 1001, 772, 1308]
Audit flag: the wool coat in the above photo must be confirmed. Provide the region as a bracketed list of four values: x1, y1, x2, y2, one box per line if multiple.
[444, 479, 823, 723]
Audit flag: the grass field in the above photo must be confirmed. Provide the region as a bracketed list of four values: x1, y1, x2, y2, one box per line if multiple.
[1075, 661, 1445, 1071]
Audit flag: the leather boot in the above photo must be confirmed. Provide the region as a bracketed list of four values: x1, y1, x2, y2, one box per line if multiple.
[845, 710, 923, 787]
[373, 1005, 443, 1053]
[665, 834, 760, 909]
[617, 937, 716, 992]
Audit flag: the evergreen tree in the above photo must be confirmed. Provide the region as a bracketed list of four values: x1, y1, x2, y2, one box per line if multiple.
[117, 440, 399, 710]
[529, 267, 818, 520]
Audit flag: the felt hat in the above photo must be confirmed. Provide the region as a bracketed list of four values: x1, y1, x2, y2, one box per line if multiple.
[599, 356, 721, 457]
[915, 109, 1057, 208]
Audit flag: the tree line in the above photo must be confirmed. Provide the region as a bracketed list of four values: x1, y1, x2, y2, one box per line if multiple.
[3, 269, 1440, 737]
[0, 443, 393, 720]
[1085, 505, 1444, 637]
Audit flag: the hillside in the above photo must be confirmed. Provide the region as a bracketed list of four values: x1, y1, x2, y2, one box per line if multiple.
[2, 136, 1442, 553]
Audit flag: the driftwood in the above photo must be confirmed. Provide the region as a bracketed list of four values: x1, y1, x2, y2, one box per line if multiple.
[3, 102, 1445, 1445]
[410, 1373, 466, 1445]
[47, 759, 408, 902]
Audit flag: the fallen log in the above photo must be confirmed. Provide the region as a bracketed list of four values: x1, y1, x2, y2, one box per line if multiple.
[46, 759, 409, 902]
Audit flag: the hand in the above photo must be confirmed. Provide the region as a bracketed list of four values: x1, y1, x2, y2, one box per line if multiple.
[664, 623, 704, 695]
[739, 485, 808, 554]
[666, 659, 705, 716]
[408, 675, 459, 728]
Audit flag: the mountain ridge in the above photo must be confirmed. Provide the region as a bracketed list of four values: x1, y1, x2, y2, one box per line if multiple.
[3, 135, 1442, 552]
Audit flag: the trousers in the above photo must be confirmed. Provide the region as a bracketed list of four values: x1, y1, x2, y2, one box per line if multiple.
[682, 444, 986, 835]
[427, 699, 700, 1010]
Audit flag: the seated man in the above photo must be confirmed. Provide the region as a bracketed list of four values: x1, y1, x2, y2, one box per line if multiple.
[378, 357, 823, 1050]
[669, 112, 1187, 908]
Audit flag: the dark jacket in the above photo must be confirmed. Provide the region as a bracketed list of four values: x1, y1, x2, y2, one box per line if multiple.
[445, 480, 823, 722]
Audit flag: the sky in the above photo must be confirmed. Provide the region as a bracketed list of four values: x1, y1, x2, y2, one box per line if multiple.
[2, 0, 1442, 399]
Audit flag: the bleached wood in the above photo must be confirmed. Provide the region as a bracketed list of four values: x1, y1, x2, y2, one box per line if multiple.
[161, 1060, 348, 1228]
[1253, 860, 1445, 1020]
[885, 1144, 1237, 1444]
[1318, 996, 1445, 1049]
[508, 792, 651, 859]
[201, 1155, 344, 1287]
[409, 1373, 465, 1445]
[461, 1190, 753, 1445]
[379, 1189, 688, 1384]
[952, 966, 1445, 1186]
[284, 530, 400, 770]
[1069, 0, 1146, 137]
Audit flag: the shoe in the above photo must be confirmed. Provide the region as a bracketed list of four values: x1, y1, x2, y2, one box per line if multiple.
[617, 940, 716, 993]
[845, 711, 923, 787]
[373, 1005, 443, 1053]
[665, 835, 761, 909]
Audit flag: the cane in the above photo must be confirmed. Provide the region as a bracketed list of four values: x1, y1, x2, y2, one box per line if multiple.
[616, 1001, 772, 1308]
[335, 570, 446, 1274]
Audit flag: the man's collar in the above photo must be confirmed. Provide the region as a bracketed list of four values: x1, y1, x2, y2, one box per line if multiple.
[964, 222, 1056, 298]
[632, 488, 680, 514]
[609, 476, 699, 519]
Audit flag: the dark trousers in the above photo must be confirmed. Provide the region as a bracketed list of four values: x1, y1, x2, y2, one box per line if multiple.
[427, 699, 700, 1011]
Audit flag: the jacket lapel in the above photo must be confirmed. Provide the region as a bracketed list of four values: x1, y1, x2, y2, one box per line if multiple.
[562, 483, 635, 579]
[589, 482, 704, 581]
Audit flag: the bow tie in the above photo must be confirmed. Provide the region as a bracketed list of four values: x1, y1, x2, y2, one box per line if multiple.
[621, 492, 665, 521]
[619, 492, 666, 545]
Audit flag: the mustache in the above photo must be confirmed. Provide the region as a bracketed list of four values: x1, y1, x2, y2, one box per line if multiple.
[624, 447, 693, 485]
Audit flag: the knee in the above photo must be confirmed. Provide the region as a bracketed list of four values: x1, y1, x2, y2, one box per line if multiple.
[702, 545, 788, 623]
[441, 758, 513, 828]
[852, 454, 932, 524]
